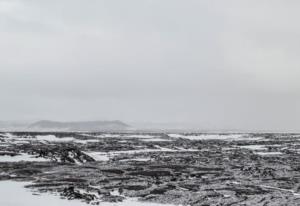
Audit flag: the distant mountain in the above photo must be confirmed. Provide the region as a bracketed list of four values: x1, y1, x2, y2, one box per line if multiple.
[28, 120, 130, 131]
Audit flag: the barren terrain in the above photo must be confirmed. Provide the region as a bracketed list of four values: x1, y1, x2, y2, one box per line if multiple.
[0, 132, 300, 205]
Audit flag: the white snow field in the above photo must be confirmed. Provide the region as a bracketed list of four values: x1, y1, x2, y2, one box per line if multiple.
[0, 181, 178, 206]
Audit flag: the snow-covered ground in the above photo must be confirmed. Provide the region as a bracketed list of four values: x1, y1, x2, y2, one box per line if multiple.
[0, 181, 177, 206]
[141, 138, 172, 142]
[1, 133, 172, 144]
[0, 153, 49, 162]
[1, 132, 269, 144]
[239, 145, 267, 150]
[36, 135, 75, 142]
[255, 152, 283, 156]
[0, 181, 86, 206]
[168, 133, 263, 141]
[84, 146, 198, 162]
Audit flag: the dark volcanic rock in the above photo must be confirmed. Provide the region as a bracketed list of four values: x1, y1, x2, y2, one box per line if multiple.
[1, 132, 300, 205]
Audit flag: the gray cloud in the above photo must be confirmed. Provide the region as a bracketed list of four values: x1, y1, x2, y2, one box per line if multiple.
[0, 0, 300, 131]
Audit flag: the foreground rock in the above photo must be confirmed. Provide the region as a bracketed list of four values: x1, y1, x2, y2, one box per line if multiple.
[0, 132, 300, 205]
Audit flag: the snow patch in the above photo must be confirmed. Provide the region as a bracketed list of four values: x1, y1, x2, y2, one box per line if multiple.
[255, 152, 283, 156]
[36, 135, 74, 142]
[0, 181, 178, 206]
[0, 153, 48, 162]
[239, 145, 267, 150]
[168, 134, 264, 141]
[141, 138, 172, 142]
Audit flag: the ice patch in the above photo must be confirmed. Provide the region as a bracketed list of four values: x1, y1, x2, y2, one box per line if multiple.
[0, 181, 87, 206]
[3, 133, 17, 138]
[168, 134, 266, 141]
[82, 134, 159, 139]
[168, 134, 246, 140]
[260, 185, 300, 196]
[239, 145, 267, 150]
[83, 152, 110, 161]
[96, 134, 122, 138]
[0, 181, 178, 206]
[124, 134, 157, 139]
[36, 135, 74, 142]
[120, 158, 151, 162]
[141, 138, 173, 142]
[84, 146, 198, 162]
[239, 144, 284, 151]
[255, 152, 283, 156]
[0, 153, 49, 162]
[74, 139, 99, 144]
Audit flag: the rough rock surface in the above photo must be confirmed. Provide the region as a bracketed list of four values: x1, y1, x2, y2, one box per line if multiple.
[0, 132, 300, 205]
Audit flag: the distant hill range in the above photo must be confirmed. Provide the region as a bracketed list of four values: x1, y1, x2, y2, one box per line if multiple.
[28, 120, 130, 131]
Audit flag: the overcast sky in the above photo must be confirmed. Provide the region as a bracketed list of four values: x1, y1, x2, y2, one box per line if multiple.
[0, 0, 300, 131]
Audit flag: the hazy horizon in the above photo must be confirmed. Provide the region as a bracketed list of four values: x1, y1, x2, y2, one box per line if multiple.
[1, 1, 300, 131]
[1, 119, 300, 133]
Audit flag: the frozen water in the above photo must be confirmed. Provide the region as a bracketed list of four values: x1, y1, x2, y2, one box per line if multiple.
[0, 181, 86, 206]
[0, 181, 177, 206]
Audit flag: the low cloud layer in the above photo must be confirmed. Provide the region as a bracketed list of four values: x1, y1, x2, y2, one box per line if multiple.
[1, 0, 300, 131]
